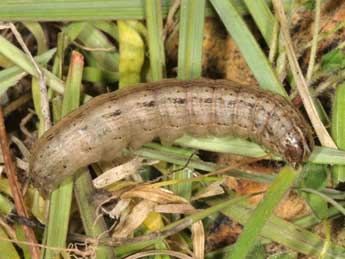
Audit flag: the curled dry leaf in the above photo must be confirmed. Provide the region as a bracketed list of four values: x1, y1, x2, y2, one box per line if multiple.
[93, 157, 145, 188]
[154, 203, 198, 214]
[192, 220, 205, 259]
[113, 199, 155, 238]
[191, 180, 226, 201]
[121, 185, 188, 204]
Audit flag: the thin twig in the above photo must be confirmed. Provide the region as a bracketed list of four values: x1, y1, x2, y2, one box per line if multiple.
[272, 0, 337, 149]
[306, 0, 321, 84]
[8, 23, 51, 130]
[0, 107, 40, 259]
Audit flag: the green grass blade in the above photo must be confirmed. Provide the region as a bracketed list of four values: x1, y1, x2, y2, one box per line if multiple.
[230, 167, 298, 259]
[206, 200, 345, 258]
[175, 135, 345, 165]
[0, 0, 258, 21]
[0, 226, 20, 259]
[22, 22, 48, 54]
[77, 23, 119, 72]
[177, 0, 206, 80]
[210, 0, 287, 97]
[332, 83, 345, 183]
[0, 36, 65, 94]
[93, 21, 119, 41]
[74, 169, 115, 258]
[243, 0, 275, 45]
[145, 0, 166, 81]
[44, 51, 83, 259]
[0, 48, 56, 96]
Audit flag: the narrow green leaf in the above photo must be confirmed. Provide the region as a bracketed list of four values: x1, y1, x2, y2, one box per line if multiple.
[332, 83, 345, 183]
[175, 135, 345, 165]
[94, 21, 119, 41]
[243, 0, 275, 45]
[22, 22, 48, 54]
[0, 48, 56, 96]
[44, 51, 83, 259]
[210, 0, 287, 97]
[171, 167, 193, 200]
[82, 66, 119, 83]
[74, 169, 115, 258]
[0, 36, 65, 94]
[177, 0, 206, 79]
[77, 23, 119, 72]
[145, 0, 166, 81]
[231, 166, 298, 258]
[0, 194, 14, 215]
[208, 200, 345, 258]
[0, 0, 255, 21]
[0, 227, 20, 259]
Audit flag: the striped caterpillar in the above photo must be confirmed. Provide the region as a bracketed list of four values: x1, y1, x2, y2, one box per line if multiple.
[30, 79, 314, 197]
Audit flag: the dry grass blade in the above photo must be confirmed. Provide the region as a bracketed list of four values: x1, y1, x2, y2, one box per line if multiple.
[272, 0, 337, 149]
[124, 250, 194, 259]
[114, 200, 155, 238]
[154, 203, 197, 214]
[306, 0, 321, 84]
[121, 185, 188, 204]
[192, 220, 205, 259]
[93, 158, 144, 188]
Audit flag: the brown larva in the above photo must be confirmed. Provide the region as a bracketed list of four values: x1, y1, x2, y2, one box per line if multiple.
[30, 79, 314, 198]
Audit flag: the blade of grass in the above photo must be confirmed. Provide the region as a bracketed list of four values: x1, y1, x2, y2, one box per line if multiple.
[44, 51, 83, 259]
[332, 83, 345, 183]
[82, 67, 119, 83]
[0, 226, 20, 259]
[93, 21, 119, 41]
[30, 22, 49, 136]
[74, 169, 115, 258]
[144, 2, 169, 257]
[0, 48, 56, 96]
[0, 36, 64, 94]
[22, 22, 48, 54]
[174, 135, 345, 165]
[230, 166, 298, 259]
[205, 201, 345, 258]
[145, 0, 166, 81]
[0, 0, 262, 21]
[135, 145, 275, 183]
[210, 0, 287, 97]
[77, 23, 119, 72]
[177, 0, 205, 80]
[243, 0, 275, 45]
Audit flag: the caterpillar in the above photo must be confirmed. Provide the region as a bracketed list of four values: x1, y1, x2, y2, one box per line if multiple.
[30, 79, 314, 198]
